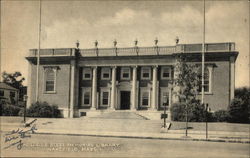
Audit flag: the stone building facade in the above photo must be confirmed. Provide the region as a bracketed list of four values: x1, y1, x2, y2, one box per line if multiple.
[26, 42, 238, 119]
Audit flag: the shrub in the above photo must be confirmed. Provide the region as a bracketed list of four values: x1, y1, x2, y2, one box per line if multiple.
[213, 110, 229, 122]
[24, 102, 62, 118]
[228, 98, 249, 123]
[1, 103, 21, 116]
[171, 103, 186, 121]
[171, 101, 213, 122]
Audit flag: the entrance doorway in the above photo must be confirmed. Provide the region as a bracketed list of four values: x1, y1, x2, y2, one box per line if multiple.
[120, 91, 130, 110]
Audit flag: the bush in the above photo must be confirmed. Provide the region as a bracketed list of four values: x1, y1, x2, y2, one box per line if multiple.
[171, 101, 213, 122]
[213, 110, 229, 122]
[23, 102, 62, 118]
[228, 98, 249, 123]
[171, 103, 186, 121]
[1, 103, 21, 116]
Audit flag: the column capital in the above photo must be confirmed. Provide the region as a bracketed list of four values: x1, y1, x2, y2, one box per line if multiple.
[152, 65, 158, 69]
[132, 65, 138, 69]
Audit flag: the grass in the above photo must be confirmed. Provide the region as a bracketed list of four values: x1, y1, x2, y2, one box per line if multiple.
[170, 121, 250, 132]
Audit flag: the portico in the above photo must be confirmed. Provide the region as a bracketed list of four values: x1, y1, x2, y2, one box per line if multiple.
[82, 64, 172, 112]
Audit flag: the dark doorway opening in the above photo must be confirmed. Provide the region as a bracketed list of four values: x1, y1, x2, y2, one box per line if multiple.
[120, 91, 130, 110]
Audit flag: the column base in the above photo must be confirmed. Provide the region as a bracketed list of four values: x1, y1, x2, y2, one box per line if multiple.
[130, 108, 137, 111]
[90, 107, 97, 110]
[149, 108, 158, 111]
[108, 107, 115, 111]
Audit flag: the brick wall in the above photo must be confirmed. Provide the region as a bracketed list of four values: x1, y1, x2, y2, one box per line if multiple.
[29, 63, 71, 109]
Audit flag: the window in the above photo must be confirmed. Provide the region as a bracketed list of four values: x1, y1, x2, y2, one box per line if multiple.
[0, 90, 4, 96]
[83, 68, 92, 80]
[101, 68, 111, 80]
[161, 67, 171, 79]
[84, 92, 90, 105]
[82, 88, 91, 106]
[102, 92, 109, 105]
[160, 89, 169, 108]
[44, 68, 56, 92]
[121, 67, 130, 80]
[10, 91, 15, 98]
[142, 92, 149, 106]
[198, 67, 211, 93]
[141, 67, 151, 80]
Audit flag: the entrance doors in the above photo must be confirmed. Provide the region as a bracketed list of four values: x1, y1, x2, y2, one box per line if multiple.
[120, 91, 130, 110]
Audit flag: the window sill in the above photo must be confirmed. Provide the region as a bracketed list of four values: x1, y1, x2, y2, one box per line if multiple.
[83, 78, 92, 80]
[161, 78, 171, 80]
[82, 105, 91, 107]
[101, 78, 111, 80]
[100, 105, 109, 107]
[120, 78, 131, 81]
[141, 105, 150, 108]
[44, 91, 56, 94]
[198, 92, 213, 95]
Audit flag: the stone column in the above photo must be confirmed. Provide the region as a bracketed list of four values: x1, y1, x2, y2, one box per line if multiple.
[91, 66, 97, 110]
[69, 60, 76, 118]
[151, 66, 158, 110]
[230, 56, 235, 100]
[110, 66, 116, 110]
[131, 66, 137, 110]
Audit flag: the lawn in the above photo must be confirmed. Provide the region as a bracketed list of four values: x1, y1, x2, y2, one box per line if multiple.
[170, 121, 250, 132]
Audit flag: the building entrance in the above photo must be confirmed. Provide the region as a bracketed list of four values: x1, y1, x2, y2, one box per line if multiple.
[120, 91, 130, 110]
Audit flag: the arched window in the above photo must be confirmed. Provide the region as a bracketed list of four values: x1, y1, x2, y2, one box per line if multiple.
[44, 68, 56, 92]
[199, 66, 212, 93]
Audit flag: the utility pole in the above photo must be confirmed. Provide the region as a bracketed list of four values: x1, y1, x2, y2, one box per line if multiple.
[35, 0, 42, 102]
[201, 0, 206, 104]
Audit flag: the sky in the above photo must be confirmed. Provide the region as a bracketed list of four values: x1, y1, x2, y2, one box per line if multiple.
[1, 0, 249, 87]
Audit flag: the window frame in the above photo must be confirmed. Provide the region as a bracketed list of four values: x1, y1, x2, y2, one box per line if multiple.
[121, 67, 131, 80]
[82, 67, 92, 80]
[199, 66, 213, 94]
[141, 67, 151, 80]
[100, 87, 110, 107]
[81, 87, 91, 106]
[161, 66, 171, 80]
[0, 90, 4, 97]
[101, 67, 111, 80]
[10, 91, 15, 98]
[44, 67, 57, 94]
[140, 88, 150, 107]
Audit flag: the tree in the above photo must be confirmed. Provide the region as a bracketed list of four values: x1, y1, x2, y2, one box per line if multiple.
[172, 55, 201, 136]
[228, 87, 250, 123]
[2, 71, 25, 90]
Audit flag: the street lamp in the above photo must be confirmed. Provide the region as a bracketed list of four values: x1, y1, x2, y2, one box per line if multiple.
[205, 103, 209, 140]
[162, 95, 168, 128]
[76, 40, 80, 49]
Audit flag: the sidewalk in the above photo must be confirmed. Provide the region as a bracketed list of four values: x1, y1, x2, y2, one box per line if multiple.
[1, 117, 249, 143]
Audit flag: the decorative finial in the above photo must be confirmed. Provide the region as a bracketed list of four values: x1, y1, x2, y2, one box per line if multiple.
[95, 40, 98, 47]
[76, 40, 80, 48]
[175, 36, 179, 45]
[154, 37, 158, 46]
[134, 39, 138, 47]
[113, 39, 117, 47]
